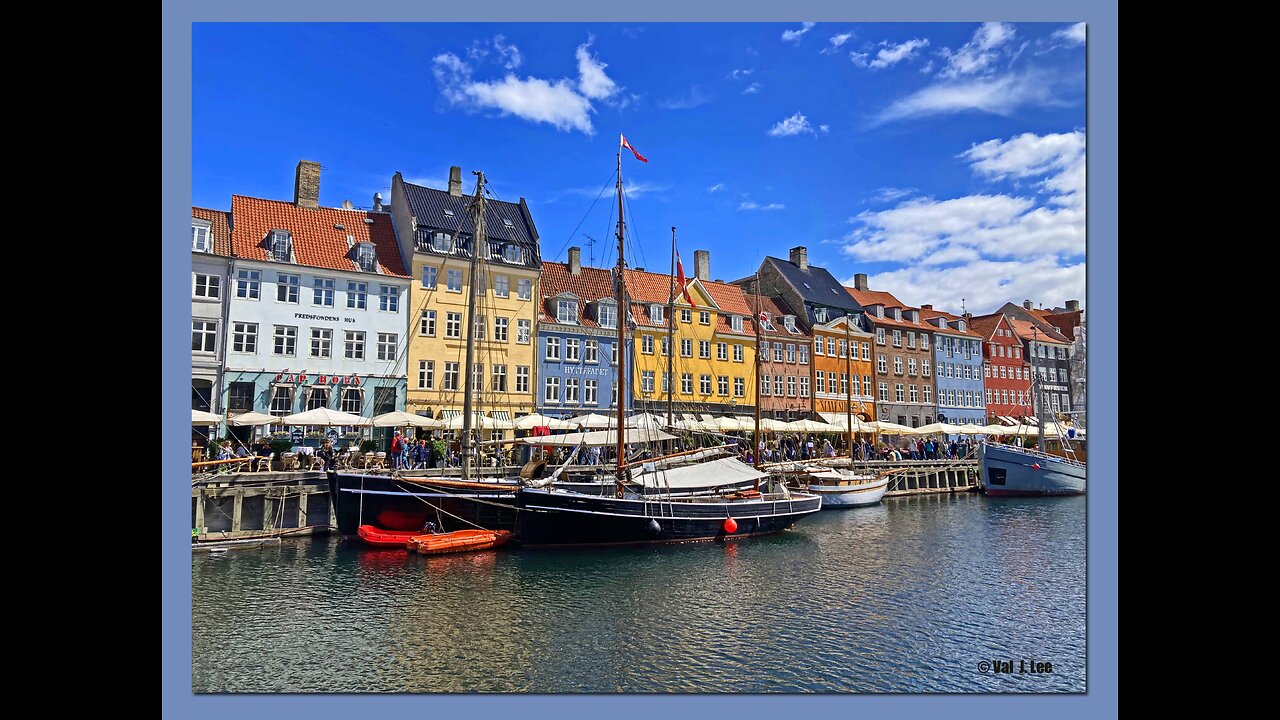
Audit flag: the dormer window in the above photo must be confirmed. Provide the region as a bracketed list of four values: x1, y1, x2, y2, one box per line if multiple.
[502, 218, 515, 228]
[760, 312, 775, 331]
[958, 320, 967, 332]
[355, 243, 378, 272]
[892, 308, 902, 320]
[649, 304, 665, 324]
[731, 315, 743, 332]
[431, 231, 453, 253]
[784, 315, 797, 332]
[503, 244, 522, 263]
[557, 299, 578, 324]
[814, 307, 828, 323]
[269, 230, 292, 262]
[443, 209, 456, 217]
[191, 221, 212, 252]
[598, 302, 617, 329]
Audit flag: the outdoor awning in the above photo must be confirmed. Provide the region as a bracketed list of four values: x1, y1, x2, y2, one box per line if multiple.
[192, 409, 221, 425]
[439, 410, 461, 420]
[490, 411, 512, 421]
[516, 427, 676, 447]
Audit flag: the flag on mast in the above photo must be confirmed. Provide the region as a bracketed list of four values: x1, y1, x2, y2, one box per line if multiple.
[675, 250, 697, 307]
[620, 134, 648, 163]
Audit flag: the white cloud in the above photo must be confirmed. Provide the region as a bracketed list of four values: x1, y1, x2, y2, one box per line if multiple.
[837, 131, 1085, 303]
[657, 86, 711, 110]
[730, 68, 753, 79]
[1051, 22, 1086, 46]
[872, 186, 918, 203]
[822, 33, 854, 54]
[707, 183, 725, 192]
[568, 180, 667, 200]
[851, 38, 930, 69]
[576, 38, 619, 100]
[740, 201, 786, 211]
[875, 70, 1055, 123]
[819, 124, 830, 133]
[938, 22, 1017, 79]
[433, 40, 625, 135]
[768, 112, 819, 137]
[782, 22, 815, 42]
[742, 82, 761, 95]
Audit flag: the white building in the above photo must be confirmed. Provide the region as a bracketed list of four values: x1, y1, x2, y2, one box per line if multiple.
[191, 207, 231, 432]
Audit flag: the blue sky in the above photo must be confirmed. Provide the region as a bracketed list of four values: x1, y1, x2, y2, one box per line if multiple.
[193, 22, 1086, 315]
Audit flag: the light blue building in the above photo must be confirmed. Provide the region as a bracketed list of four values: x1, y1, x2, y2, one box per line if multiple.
[922, 308, 987, 427]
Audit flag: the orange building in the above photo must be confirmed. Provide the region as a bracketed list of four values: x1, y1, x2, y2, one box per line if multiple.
[810, 315, 876, 423]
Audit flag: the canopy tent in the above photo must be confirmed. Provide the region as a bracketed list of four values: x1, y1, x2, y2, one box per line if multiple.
[371, 411, 441, 429]
[514, 428, 677, 447]
[227, 411, 278, 426]
[280, 408, 372, 426]
[191, 409, 221, 425]
[513, 413, 579, 431]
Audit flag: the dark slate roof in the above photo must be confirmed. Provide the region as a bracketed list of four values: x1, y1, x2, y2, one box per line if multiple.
[764, 256, 863, 313]
[401, 180, 541, 271]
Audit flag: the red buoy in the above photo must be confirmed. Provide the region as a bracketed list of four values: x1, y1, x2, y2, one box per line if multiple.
[1032, 463, 1041, 470]
[723, 517, 738, 533]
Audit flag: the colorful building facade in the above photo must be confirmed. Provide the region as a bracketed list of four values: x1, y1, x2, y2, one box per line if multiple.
[389, 167, 541, 424]
[810, 315, 876, 423]
[970, 313, 1032, 422]
[846, 275, 938, 429]
[921, 306, 986, 426]
[748, 296, 813, 421]
[191, 206, 232, 423]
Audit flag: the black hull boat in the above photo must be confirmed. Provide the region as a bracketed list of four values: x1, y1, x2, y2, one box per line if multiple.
[514, 486, 822, 548]
[328, 472, 520, 535]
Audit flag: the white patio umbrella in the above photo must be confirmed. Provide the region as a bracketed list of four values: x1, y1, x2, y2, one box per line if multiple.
[759, 418, 792, 432]
[565, 412, 618, 429]
[513, 413, 578, 430]
[281, 408, 372, 426]
[371, 411, 440, 428]
[191, 409, 221, 425]
[227, 411, 278, 426]
[441, 412, 514, 430]
[869, 420, 914, 434]
[626, 412, 666, 430]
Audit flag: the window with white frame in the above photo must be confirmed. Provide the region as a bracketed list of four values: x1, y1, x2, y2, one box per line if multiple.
[311, 328, 332, 358]
[895, 384, 904, 402]
[984, 364, 991, 378]
[494, 317, 508, 342]
[566, 338, 580, 362]
[681, 339, 692, 357]
[862, 342, 871, 360]
[907, 331, 916, 348]
[312, 277, 334, 306]
[346, 282, 368, 310]
[774, 376, 784, 396]
[920, 333, 930, 350]
[379, 285, 399, 312]
[446, 269, 463, 292]
[545, 377, 561, 402]
[517, 319, 531, 344]
[700, 340, 711, 359]
[598, 303, 616, 329]
[909, 385, 919, 403]
[194, 273, 221, 299]
[270, 385, 294, 416]
[192, 223, 212, 252]
[641, 371, 655, 394]
[786, 344, 796, 363]
[717, 342, 728, 360]
[787, 376, 797, 396]
[273, 325, 297, 356]
[773, 344, 784, 363]
[236, 269, 261, 300]
[642, 335, 654, 354]
[418, 360, 434, 389]
[660, 336, 670, 356]
[879, 382, 888, 401]
[699, 310, 711, 325]
[474, 271, 487, 296]
[734, 377, 745, 397]
[492, 365, 507, 392]
[814, 337, 824, 355]
[557, 299, 578, 323]
[799, 346, 808, 364]
[894, 356, 903, 375]
[827, 338, 837, 356]
[922, 385, 931, 403]
[344, 331, 365, 360]
[651, 305, 665, 324]
[585, 340, 599, 363]
[420, 310, 436, 337]
[443, 362, 459, 390]
[516, 366, 529, 393]
[840, 373, 848, 396]
[494, 275, 509, 298]
[430, 231, 453, 253]
[377, 333, 396, 361]
[863, 377, 871, 396]
[760, 374, 771, 395]
[816, 372, 826, 394]
[517, 278, 532, 300]
[471, 363, 484, 392]
[662, 372, 671, 393]
[611, 343, 619, 365]
[354, 243, 377, 272]
[473, 314, 486, 340]
[681, 308, 692, 324]
[421, 266, 437, 289]
[545, 336, 561, 360]
[922, 360, 931, 377]
[986, 389, 993, 404]
[563, 378, 579, 403]
[272, 273, 298, 304]
[191, 320, 217, 353]
[718, 376, 729, 396]
[681, 373, 693, 394]
[877, 355, 887, 373]
[446, 312, 462, 338]
[701, 375, 713, 395]
[799, 376, 810, 397]
[731, 315, 743, 332]
[814, 307, 828, 323]
[892, 330, 902, 347]
[876, 327, 886, 345]
[231, 322, 257, 353]
[584, 379, 598, 404]
[908, 358, 918, 376]
[734, 344, 743, 362]
[838, 339, 848, 358]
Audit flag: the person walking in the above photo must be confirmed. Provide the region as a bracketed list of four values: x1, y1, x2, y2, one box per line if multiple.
[317, 439, 337, 472]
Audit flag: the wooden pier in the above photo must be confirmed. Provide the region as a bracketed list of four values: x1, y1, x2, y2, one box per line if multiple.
[192, 472, 335, 544]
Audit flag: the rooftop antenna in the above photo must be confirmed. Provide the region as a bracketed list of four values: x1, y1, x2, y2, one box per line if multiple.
[961, 297, 967, 315]
[583, 234, 598, 266]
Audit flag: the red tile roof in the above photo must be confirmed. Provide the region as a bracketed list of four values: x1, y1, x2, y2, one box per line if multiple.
[1008, 317, 1069, 345]
[539, 261, 617, 328]
[192, 206, 232, 257]
[230, 195, 408, 278]
[747, 296, 810, 339]
[920, 308, 982, 338]
[844, 285, 937, 333]
[622, 269, 756, 336]
[1040, 309, 1082, 340]
[967, 314, 1006, 341]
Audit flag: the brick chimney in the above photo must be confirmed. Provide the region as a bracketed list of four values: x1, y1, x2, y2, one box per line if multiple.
[294, 160, 321, 209]
[853, 273, 868, 292]
[569, 246, 581, 275]
[1066, 299, 1080, 311]
[694, 250, 710, 281]
[921, 304, 933, 310]
[448, 166, 463, 197]
[373, 192, 383, 212]
[1023, 299, 1034, 310]
[789, 246, 808, 270]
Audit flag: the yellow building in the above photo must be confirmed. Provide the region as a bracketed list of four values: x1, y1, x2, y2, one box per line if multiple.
[389, 168, 541, 425]
[624, 256, 757, 417]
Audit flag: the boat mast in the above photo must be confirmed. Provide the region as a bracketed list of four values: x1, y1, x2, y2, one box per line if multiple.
[614, 149, 627, 483]
[845, 314, 854, 460]
[462, 171, 486, 482]
[753, 274, 762, 478]
[667, 227, 676, 429]
[1032, 327, 1045, 453]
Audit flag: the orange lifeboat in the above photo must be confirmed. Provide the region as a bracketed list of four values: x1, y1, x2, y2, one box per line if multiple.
[355, 525, 421, 548]
[408, 529, 513, 555]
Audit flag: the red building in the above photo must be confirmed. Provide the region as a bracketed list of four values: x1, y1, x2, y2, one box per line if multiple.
[969, 313, 1033, 423]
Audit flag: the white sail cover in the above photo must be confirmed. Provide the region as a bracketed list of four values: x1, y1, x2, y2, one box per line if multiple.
[631, 455, 769, 490]
[515, 428, 676, 447]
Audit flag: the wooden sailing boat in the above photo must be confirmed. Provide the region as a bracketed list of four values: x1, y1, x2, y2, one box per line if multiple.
[513, 135, 822, 547]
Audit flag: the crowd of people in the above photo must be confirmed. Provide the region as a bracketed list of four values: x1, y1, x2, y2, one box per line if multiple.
[737, 434, 979, 465]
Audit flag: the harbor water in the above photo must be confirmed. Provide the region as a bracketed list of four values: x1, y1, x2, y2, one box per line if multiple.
[191, 494, 1085, 693]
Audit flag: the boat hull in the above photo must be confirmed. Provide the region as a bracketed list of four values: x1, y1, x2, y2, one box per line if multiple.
[515, 488, 823, 547]
[329, 473, 520, 536]
[409, 529, 513, 555]
[355, 525, 420, 548]
[978, 444, 1086, 496]
[804, 476, 890, 507]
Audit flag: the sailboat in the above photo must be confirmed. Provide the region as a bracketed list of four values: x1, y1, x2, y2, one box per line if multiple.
[512, 136, 822, 547]
[978, 327, 1086, 496]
